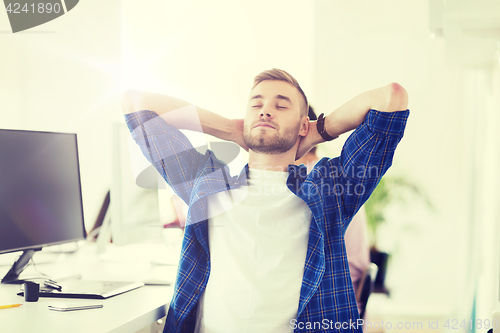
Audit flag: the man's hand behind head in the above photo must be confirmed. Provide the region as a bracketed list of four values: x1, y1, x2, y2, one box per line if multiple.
[232, 119, 249, 152]
[295, 119, 321, 160]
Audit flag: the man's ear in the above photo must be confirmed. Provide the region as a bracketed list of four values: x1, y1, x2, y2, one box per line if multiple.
[299, 116, 309, 137]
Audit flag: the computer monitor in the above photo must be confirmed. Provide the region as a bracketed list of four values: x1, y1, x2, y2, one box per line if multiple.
[0, 129, 86, 284]
[109, 122, 163, 246]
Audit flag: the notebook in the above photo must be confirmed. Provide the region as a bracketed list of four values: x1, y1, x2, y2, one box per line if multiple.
[18, 279, 144, 299]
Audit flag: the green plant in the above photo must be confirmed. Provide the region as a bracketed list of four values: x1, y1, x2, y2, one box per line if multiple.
[364, 175, 433, 250]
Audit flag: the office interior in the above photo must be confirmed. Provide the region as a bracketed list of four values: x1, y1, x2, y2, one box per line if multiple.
[1, 0, 499, 332]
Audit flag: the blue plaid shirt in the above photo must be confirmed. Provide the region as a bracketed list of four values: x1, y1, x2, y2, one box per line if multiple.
[125, 109, 409, 333]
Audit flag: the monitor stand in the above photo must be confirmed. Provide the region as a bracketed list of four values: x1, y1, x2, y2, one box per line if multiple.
[1, 248, 41, 284]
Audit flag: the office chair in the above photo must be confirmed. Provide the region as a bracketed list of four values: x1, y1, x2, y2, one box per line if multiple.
[356, 263, 378, 319]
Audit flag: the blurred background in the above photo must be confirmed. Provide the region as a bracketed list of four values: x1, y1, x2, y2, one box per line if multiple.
[1, 0, 499, 331]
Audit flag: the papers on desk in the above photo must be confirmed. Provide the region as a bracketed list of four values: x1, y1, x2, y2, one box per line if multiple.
[78, 243, 178, 286]
[98, 243, 180, 266]
[48, 304, 103, 312]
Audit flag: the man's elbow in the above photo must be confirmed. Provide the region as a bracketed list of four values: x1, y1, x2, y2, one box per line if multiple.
[385, 82, 408, 112]
[121, 89, 142, 114]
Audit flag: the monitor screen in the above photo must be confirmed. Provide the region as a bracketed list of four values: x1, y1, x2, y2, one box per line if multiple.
[110, 123, 162, 246]
[0, 129, 86, 254]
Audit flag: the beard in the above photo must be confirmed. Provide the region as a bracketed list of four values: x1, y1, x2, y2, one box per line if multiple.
[243, 121, 300, 155]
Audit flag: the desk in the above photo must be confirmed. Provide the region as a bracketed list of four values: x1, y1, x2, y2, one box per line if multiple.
[0, 243, 177, 333]
[365, 293, 452, 333]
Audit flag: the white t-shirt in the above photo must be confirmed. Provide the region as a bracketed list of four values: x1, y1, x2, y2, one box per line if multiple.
[194, 168, 312, 333]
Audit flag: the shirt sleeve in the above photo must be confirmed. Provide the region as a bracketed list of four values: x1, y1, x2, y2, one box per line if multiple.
[335, 109, 410, 229]
[124, 110, 208, 205]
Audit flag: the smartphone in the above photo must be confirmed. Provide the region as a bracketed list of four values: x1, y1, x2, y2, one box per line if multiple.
[48, 304, 103, 312]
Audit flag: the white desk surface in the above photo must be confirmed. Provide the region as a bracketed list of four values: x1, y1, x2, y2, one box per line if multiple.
[0, 242, 178, 333]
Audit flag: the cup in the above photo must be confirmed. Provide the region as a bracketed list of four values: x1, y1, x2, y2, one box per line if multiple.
[23, 281, 39, 302]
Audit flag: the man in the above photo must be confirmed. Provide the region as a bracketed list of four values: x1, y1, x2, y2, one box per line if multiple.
[122, 69, 409, 332]
[295, 107, 371, 318]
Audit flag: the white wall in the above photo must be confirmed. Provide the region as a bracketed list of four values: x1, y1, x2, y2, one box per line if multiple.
[119, 0, 314, 120]
[468, 65, 500, 324]
[0, 0, 121, 231]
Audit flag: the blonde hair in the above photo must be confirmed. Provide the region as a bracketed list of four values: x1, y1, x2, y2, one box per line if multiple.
[252, 68, 308, 117]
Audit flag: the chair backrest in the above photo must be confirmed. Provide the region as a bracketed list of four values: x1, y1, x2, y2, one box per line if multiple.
[357, 263, 378, 319]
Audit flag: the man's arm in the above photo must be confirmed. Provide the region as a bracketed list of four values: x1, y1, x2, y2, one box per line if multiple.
[296, 83, 408, 159]
[121, 89, 248, 150]
[121, 90, 248, 206]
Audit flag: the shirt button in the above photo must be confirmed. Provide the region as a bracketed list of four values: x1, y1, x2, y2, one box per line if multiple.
[194, 289, 200, 295]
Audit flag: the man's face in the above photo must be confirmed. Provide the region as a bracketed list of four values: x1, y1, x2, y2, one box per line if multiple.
[243, 80, 305, 155]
